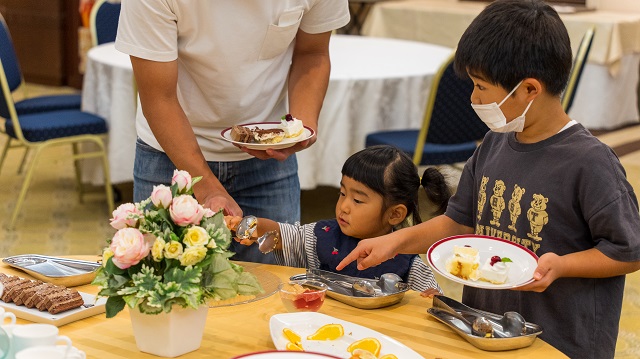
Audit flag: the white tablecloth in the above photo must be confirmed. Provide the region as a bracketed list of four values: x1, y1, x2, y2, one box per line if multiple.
[362, 0, 640, 130]
[81, 35, 453, 189]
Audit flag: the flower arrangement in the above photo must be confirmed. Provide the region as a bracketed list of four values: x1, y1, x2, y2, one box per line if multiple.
[93, 170, 263, 318]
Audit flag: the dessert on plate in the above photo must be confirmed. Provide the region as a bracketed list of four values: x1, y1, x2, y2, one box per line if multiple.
[279, 114, 304, 138]
[445, 245, 480, 280]
[445, 246, 512, 284]
[229, 125, 286, 144]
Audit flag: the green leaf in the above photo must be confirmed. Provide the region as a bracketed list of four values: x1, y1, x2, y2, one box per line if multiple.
[502, 257, 513, 263]
[237, 271, 264, 295]
[105, 296, 126, 318]
[105, 257, 125, 275]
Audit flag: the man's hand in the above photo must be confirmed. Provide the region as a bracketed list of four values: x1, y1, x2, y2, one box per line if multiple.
[200, 192, 242, 217]
[514, 252, 562, 292]
[237, 137, 316, 161]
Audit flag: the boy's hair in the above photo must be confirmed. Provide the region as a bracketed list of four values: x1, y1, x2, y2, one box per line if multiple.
[342, 145, 450, 225]
[454, 0, 572, 96]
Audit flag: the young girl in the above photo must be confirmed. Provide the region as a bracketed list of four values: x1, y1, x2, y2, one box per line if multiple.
[228, 145, 450, 294]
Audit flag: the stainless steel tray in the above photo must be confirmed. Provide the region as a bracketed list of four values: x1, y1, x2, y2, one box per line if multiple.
[290, 269, 408, 309]
[427, 295, 543, 351]
[2, 254, 101, 287]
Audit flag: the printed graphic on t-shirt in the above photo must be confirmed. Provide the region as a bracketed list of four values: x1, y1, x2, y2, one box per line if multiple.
[477, 176, 489, 221]
[475, 178, 548, 255]
[508, 184, 525, 232]
[489, 180, 506, 227]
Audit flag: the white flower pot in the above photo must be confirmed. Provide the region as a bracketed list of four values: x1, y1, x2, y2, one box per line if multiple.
[129, 305, 209, 357]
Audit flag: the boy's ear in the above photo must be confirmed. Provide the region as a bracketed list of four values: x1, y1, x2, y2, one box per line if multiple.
[521, 78, 543, 102]
[386, 204, 408, 226]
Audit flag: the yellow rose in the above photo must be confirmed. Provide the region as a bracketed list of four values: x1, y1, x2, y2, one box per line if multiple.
[152, 237, 166, 262]
[183, 226, 210, 247]
[164, 241, 183, 259]
[180, 246, 208, 266]
[102, 248, 114, 267]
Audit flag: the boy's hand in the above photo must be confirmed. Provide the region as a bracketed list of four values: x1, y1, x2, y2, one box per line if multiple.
[336, 235, 398, 271]
[514, 252, 562, 292]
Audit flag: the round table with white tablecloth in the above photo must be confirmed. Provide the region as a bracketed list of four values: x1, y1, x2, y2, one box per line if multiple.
[81, 35, 453, 189]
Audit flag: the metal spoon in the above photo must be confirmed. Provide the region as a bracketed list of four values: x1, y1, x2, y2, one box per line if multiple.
[352, 280, 378, 297]
[378, 273, 403, 293]
[500, 311, 527, 336]
[256, 230, 278, 254]
[235, 215, 257, 240]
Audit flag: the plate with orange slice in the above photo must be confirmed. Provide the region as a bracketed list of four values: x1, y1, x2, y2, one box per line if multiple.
[270, 312, 423, 359]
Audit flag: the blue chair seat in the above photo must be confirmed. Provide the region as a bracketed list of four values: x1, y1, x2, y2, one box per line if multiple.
[14, 94, 81, 115]
[366, 130, 477, 166]
[5, 110, 107, 142]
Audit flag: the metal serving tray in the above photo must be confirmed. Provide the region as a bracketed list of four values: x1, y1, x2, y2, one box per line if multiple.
[427, 295, 543, 351]
[2, 254, 101, 287]
[290, 269, 408, 309]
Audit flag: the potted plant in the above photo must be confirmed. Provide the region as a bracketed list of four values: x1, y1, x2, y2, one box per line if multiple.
[92, 170, 263, 357]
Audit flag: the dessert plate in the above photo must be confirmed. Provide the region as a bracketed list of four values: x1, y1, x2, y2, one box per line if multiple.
[220, 122, 315, 150]
[427, 235, 539, 289]
[0, 291, 106, 327]
[270, 312, 424, 359]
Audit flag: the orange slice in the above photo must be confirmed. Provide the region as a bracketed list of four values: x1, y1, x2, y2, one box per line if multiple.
[283, 328, 301, 345]
[379, 355, 399, 359]
[306, 323, 344, 341]
[285, 342, 304, 351]
[349, 349, 377, 359]
[347, 337, 381, 357]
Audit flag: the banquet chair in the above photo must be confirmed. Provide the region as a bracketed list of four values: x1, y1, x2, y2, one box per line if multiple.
[365, 52, 488, 166]
[562, 26, 595, 112]
[0, 29, 115, 229]
[90, 0, 122, 47]
[0, 14, 82, 174]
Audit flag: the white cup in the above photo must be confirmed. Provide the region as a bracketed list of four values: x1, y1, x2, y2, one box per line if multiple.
[15, 346, 66, 359]
[0, 309, 15, 326]
[11, 324, 72, 358]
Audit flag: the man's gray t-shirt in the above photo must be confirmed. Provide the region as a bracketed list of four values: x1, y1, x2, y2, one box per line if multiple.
[445, 124, 640, 359]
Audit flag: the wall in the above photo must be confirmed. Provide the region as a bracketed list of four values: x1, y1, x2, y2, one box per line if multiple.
[593, 0, 640, 12]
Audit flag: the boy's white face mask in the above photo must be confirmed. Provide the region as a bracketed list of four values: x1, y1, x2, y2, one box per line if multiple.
[471, 80, 533, 133]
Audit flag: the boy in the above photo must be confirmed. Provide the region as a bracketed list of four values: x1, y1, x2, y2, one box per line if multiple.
[336, 1, 640, 358]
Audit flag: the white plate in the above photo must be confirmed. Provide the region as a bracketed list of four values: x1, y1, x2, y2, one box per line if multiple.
[231, 351, 341, 358]
[220, 122, 315, 150]
[270, 312, 424, 359]
[427, 235, 539, 289]
[0, 291, 106, 327]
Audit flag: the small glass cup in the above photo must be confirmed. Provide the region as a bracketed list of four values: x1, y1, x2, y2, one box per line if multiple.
[278, 279, 328, 312]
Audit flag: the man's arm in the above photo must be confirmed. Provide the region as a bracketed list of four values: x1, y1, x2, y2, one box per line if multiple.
[242, 30, 332, 161]
[337, 215, 473, 270]
[130, 56, 242, 216]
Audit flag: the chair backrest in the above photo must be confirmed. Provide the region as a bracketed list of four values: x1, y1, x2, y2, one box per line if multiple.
[413, 52, 488, 164]
[562, 26, 595, 112]
[0, 14, 23, 122]
[90, 0, 121, 47]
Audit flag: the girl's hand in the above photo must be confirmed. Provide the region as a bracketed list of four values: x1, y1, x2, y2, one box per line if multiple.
[224, 216, 242, 232]
[419, 288, 441, 298]
[513, 252, 562, 292]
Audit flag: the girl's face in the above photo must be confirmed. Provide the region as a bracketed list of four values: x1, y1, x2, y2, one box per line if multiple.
[335, 176, 394, 239]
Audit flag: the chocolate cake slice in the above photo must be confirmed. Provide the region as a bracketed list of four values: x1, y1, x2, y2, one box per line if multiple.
[27, 285, 66, 309]
[13, 281, 49, 306]
[48, 291, 84, 314]
[1, 278, 31, 302]
[5, 279, 41, 303]
[230, 125, 254, 143]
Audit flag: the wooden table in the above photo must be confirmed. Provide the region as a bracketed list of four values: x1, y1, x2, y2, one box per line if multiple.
[1, 257, 568, 359]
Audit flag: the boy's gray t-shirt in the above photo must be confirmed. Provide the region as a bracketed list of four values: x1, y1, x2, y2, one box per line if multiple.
[445, 124, 640, 359]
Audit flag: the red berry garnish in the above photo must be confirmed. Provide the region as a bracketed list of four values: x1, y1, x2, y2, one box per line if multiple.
[285, 114, 293, 122]
[490, 256, 501, 266]
[464, 245, 471, 247]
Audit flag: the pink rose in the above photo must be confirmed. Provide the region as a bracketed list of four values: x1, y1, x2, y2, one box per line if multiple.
[151, 184, 172, 208]
[172, 170, 192, 192]
[170, 195, 205, 226]
[110, 228, 150, 269]
[110, 203, 142, 229]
